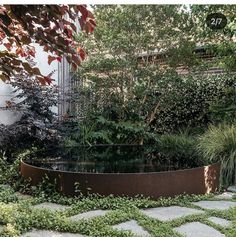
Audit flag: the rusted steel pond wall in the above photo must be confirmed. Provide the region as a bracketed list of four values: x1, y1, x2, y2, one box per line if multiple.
[20, 160, 221, 198]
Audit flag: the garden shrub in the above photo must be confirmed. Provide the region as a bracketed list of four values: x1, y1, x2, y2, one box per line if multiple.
[198, 123, 236, 186]
[0, 75, 60, 160]
[208, 76, 236, 124]
[76, 69, 236, 138]
[64, 115, 158, 145]
[151, 74, 236, 133]
[158, 132, 204, 167]
[0, 150, 31, 191]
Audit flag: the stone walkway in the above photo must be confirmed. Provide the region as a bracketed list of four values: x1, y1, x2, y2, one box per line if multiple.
[174, 222, 225, 237]
[141, 206, 204, 221]
[113, 220, 150, 237]
[69, 209, 109, 221]
[10, 186, 236, 236]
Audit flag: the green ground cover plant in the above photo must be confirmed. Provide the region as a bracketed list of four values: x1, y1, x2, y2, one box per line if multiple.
[0, 183, 235, 237]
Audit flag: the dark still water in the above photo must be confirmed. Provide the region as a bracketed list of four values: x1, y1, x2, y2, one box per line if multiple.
[26, 145, 201, 173]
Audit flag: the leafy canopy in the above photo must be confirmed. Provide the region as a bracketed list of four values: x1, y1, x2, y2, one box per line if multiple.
[73, 5, 236, 143]
[0, 5, 96, 84]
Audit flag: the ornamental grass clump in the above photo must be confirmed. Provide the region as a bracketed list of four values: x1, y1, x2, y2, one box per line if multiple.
[198, 123, 236, 186]
[159, 133, 197, 160]
[158, 132, 205, 168]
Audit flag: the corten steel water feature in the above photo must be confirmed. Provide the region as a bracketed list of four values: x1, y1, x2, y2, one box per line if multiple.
[20, 150, 221, 198]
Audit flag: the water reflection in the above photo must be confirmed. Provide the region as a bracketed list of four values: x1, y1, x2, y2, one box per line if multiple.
[27, 145, 200, 173]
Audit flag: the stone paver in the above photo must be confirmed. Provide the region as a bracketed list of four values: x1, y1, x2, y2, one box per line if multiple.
[32, 202, 70, 212]
[174, 221, 225, 237]
[192, 200, 236, 211]
[215, 192, 235, 199]
[227, 185, 236, 193]
[112, 220, 150, 237]
[208, 216, 231, 228]
[69, 210, 109, 221]
[21, 230, 84, 237]
[0, 184, 11, 190]
[141, 206, 204, 221]
[16, 192, 32, 200]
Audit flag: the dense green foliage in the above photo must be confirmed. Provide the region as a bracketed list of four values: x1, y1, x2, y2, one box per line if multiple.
[66, 73, 236, 146]
[209, 79, 236, 124]
[158, 132, 203, 167]
[149, 74, 236, 133]
[198, 124, 236, 186]
[70, 5, 236, 144]
[64, 116, 158, 145]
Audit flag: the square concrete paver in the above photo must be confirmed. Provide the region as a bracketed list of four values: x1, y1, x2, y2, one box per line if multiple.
[69, 210, 109, 221]
[192, 200, 236, 211]
[113, 220, 150, 237]
[174, 222, 225, 237]
[16, 192, 32, 200]
[21, 230, 84, 237]
[208, 217, 231, 228]
[0, 184, 11, 191]
[227, 185, 236, 193]
[32, 202, 70, 212]
[141, 206, 204, 221]
[215, 192, 235, 199]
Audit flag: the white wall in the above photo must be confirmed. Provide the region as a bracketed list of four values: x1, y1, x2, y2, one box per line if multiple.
[32, 43, 59, 114]
[33, 43, 58, 83]
[0, 81, 20, 125]
[0, 44, 59, 125]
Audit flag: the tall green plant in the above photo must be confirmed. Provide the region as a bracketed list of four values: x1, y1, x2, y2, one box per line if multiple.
[158, 132, 204, 167]
[198, 124, 236, 186]
[209, 77, 236, 124]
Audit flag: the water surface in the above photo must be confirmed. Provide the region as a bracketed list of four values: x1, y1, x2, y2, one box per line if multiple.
[26, 145, 201, 173]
